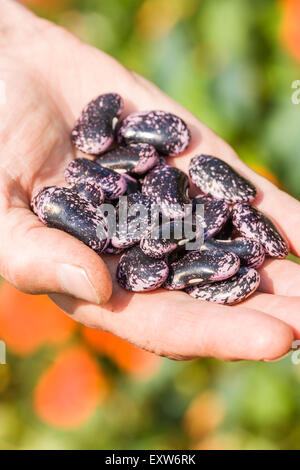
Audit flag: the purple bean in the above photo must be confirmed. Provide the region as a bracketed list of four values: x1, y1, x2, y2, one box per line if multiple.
[65, 158, 127, 200]
[71, 93, 123, 155]
[117, 110, 191, 156]
[31, 186, 109, 254]
[142, 164, 191, 218]
[193, 194, 231, 239]
[71, 179, 105, 207]
[203, 237, 265, 269]
[186, 267, 260, 305]
[164, 249, 240, 290]
[189, 155, 257, 203]
[232, 203, 289, 258]
[111, 193, 153, 249]
[140, 217, 203, 259]
[116, 246, 169, 292]
[102, 241, 124, 255]
[95, 143, 158, 175]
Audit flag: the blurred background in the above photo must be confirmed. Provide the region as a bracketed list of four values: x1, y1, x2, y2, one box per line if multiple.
[0, 0, 300, 450]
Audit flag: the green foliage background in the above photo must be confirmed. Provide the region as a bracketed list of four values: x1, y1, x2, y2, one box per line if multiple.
[1, 0, 300, 450]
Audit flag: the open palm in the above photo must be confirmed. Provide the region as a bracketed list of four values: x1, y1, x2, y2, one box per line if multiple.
[1, 0, 300, 362]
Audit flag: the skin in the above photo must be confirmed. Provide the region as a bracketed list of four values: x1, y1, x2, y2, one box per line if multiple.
[1, 0, 300, 362]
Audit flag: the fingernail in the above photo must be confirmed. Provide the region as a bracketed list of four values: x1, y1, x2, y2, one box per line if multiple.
[57, 264, 100, 304]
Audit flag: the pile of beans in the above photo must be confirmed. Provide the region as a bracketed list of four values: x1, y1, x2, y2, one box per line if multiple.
[31, 93, 289, 305]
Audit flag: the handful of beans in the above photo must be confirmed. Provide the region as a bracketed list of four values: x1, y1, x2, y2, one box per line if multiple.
[32, 93, 288, 305]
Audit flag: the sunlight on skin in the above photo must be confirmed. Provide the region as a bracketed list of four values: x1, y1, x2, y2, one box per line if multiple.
[1, 0, 300, 361]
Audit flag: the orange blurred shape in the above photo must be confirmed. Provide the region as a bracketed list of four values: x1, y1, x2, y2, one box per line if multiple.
[34, 345, 107, 429]
[250, 163, 280, 186]
[183, 390, 226, 440]
[20, 0, 67, 7]
[136, 0, 189, 39]
[82, 327, 160, 379]
[0, 282, 76, 356]
[280, 0, 300, 62]
[193, 432, 239, 450]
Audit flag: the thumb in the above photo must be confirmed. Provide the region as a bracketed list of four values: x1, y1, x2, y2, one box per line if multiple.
[0, 205, 112, 305]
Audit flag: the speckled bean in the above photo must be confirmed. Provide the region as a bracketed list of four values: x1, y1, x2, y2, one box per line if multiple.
[31, 186, 109, 254]
[96, 143, 158, 175]
[189, 155, 257, 203]
[142, 164, 191, 218]
[186, 267, 260, 305]
[71, 93, 123, 155]
[71, 179, 105, 207]
[164, 249, 240, 290]
[116, 246, 169, 292]
[232, 203, 289, 258]
[193, 194, 231, 239]
[111, 193, 153, 249]
[102, 241, 124, 255]
[117, 110, 191, 156]
[65, 158, 127, 200]
[140, 236, 178, 259]
[202, 237, 265, 269]
[140, 212, 205, 259]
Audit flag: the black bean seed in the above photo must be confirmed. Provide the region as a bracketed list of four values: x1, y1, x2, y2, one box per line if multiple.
[232, 203, 289, 258]
[65, 158, 127, 200]
[189, 155, 257, 203]
[116, 246, 169, 292]
[164, 249, 240, 290]
[142, 164, 191, 219]
[95, 143, 158, 175]
[117, 110, 191, 156]
[71, 179, 104, 207]
[186, 267, 260, 305]
[193, 194, 231, 239]
[111, 193, 153, 249]
[71, 93, 123, 155]
[203, 237, 265, 269]
[31, 186, 109, 254]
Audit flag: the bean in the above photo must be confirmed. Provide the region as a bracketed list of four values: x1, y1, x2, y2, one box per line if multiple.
[96, 143, 158, 175]
[189, 155, 257, 203]
[140, 216, 203, 259]
[186, 267, 260, 305]
[111, 193, 153, 249]
[140, 236, 178, 259]
[65, 158, 127, 200]
[117, 110, 191, 156]
[71, 179, 105, 207]
[33, 92, 278, 305]
[116, 246, 169, 292]
[142, 164, 191, 218]
[164, 249, 240, 290]
[202, 237, 265, 269]
[31, 186, 109, 254]
[192, 194, 231, 239]
[232, 203, 289, 258]
[71, 93, 123, 155]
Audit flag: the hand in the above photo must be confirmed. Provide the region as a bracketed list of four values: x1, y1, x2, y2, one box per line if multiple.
[1, 0, 300, 362]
